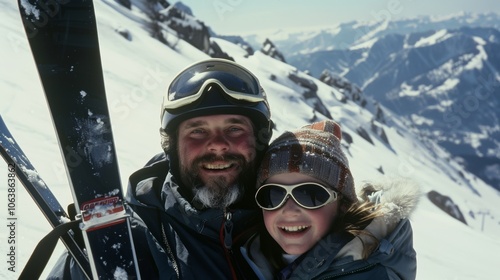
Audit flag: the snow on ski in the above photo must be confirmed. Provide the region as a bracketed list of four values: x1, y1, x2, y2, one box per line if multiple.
[17, 0, 140, 278]
[0, 116, 92, 279]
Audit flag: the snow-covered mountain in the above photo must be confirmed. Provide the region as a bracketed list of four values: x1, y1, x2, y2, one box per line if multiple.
[244, 14, 500, 192]
[1, 1, 499, 279]
[243, 12, 500, 57]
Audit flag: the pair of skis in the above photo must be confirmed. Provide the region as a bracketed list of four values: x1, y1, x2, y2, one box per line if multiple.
[1, 0, 140, 278]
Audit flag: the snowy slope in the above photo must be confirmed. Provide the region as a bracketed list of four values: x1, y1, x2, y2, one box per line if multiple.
[1, 1, 499, 279]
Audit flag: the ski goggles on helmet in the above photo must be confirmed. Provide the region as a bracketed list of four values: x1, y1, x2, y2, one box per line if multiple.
[255, 182, 338, 210]
[163, 59, 268, 110]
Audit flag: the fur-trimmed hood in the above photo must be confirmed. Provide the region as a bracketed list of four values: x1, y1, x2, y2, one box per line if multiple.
[359, 178, 421, 227]
[335, 178, 421, 261]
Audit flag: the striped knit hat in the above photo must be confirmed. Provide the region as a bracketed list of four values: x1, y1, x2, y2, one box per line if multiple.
[257, 120, 356, 202]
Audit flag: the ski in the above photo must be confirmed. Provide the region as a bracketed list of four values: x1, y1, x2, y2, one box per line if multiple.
[18, 0, 140, 279]
[0, 116, 92, 279]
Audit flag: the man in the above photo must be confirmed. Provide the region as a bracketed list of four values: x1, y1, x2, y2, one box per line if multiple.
[48, 58, 273, 279]
[127, 58, 273, 279]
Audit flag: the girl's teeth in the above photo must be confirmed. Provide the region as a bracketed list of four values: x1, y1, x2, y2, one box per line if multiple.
[281, 225, 308, 232]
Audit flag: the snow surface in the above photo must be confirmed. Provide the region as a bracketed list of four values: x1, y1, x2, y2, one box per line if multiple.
[1, 1, 500, 279]
[414, 29, 452, 47]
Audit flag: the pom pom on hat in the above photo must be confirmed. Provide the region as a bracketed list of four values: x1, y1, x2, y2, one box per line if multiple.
[257, 120, 356, 202]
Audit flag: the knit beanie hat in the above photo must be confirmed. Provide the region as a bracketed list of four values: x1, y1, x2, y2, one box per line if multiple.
[257, 120, 356, 202]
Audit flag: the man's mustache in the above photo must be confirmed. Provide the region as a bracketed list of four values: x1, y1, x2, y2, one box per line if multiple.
[192, 153, 246, 166]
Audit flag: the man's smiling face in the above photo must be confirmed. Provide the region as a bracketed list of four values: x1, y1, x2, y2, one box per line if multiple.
[177, 114, 256, 208]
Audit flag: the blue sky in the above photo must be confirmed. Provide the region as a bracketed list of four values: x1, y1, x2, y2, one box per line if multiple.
[179, 0, 500, 35]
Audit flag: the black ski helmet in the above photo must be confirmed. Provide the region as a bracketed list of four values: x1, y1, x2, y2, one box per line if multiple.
[160, 58, 273, 156]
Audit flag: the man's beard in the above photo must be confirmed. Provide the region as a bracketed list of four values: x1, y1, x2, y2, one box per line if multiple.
[180, 153, 255, 209]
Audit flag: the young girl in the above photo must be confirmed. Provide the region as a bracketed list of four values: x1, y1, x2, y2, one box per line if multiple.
[241, 120, 420, 279]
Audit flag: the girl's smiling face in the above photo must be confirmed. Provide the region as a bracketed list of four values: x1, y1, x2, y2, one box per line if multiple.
[261, 173, 340, 255]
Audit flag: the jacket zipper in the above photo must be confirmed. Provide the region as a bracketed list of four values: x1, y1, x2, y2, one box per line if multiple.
[223, 210, 234, 248]
[161, 221, 180, 279]
[221, 209, 238, 280]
